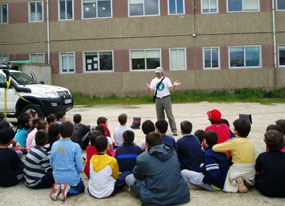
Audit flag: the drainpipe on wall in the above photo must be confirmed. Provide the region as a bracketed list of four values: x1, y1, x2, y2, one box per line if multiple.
[272, 0, 277, 88]
[46, 0, 50, 64]
[192, 0, 197, 37]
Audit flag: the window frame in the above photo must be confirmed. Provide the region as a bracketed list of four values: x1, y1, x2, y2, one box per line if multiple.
[129, 48, 162, 71]
[59, 52, 76, 74]
[168, 0, 185, 15]
[29, 53, 46, 64]
[228, 45, 262, 69]
[81, 0, 113, 20]
[128, 0, 161, 17]
[83, 50, 114, 73]
[0, 54, 9, 62]
[278, 45, 285, 68]
[169, 48, 187, 70]
[0, 4, 8, 24]
[29, 1, 44, 22]
[227, 0, 260, 13]
[276, 0, 285, 11]
[201, 0, 219, 14]
[203, 47, 220, 70]
[58, 0, 74, 21]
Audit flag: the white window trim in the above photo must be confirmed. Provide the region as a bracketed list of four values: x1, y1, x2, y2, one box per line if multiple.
[201, 0, 219, 14]
[203, 47, 220, 70]
[0, 4, 8, 24]
[0, 54, 9, 62]
[128, 0, 161, 17]
[169, 48, 187, 70]
[278, 45, 285, 67]
[83, 50, 114, 72]
[58, 0, 74, 21]
[29, 53, 45, 64]
[81, 0, 113, 20]
[227, 0, 260, 13]
[228, 45, 262, 69]
[276, 0, 285, 11]
[59, 52, 76, 74]
[129, 48, 162, 72]
[28, 1, 44, 22]
[168, 0, 185, 15]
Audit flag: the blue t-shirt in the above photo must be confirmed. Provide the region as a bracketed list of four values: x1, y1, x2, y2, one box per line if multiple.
[162, 134, 176, 148]
[14, 129, 29, 148]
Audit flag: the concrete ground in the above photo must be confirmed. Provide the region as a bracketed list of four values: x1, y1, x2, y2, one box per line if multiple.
[1, 102, 285, 206]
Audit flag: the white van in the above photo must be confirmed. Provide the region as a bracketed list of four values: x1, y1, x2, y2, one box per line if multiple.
[0, 63, 73, 118]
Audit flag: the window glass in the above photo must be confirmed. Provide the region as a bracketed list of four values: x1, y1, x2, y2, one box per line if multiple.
[204, 47, 219, 69]
[146, 50, 160, 69]
[83, 0, 97, 18]
[131, 50, 145, 70]
[228, 0, 242, 12]
[98, 0, 111, 17]
[31, 54, 45, 64]
[67, 0, 73, 19]
[230, 47, 244, 67]
[130, 0, 144, 16]
[60, 0, 66, 19]
[85, 51, 113, 72]
[131, 50, 160, 70]
[169, 0, 176, 14]
[37, 2, 43, 21]
[212, 48, 219, 68]
[0, 54, 9, 62]
[61, 53, 74, 73]
[59, 0, 73, 20]
[177, 0, 184, 13]
[279, 47, 285, 66]
[170, 48, 186, 70]
[209, 0, 217, 12]
[145, 0, 159, 15]
[0, 4, 8, 23]
[204, 48, 211, 68]
[277, 0, 285, 10]
[245, 46, 260, 67]
[99, 51, 113, 71]
[30, 3, 36, 21]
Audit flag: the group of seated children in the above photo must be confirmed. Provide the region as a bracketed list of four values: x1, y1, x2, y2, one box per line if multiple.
[0, 109, 285, 205]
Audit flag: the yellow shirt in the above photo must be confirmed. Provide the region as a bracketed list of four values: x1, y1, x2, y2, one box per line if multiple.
[212, 137, 255, 164]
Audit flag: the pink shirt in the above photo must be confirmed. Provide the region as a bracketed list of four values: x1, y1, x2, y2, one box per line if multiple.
[26, 128, 37, 152]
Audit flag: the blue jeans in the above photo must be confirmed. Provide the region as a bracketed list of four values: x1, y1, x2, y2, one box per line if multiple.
[16, 162, 24, 181]
[69, 178, 85, 196]
[113, 171, 132, 194]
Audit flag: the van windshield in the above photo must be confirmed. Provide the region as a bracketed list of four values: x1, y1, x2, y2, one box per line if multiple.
[10, 72, 37, 85]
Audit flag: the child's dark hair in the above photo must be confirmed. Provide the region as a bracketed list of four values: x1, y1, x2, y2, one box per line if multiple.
[233, 119, 251, 137]
[94, 125, 106, 137]
[118, 113, 127, 125]
[94, 135, 108, 152]
[264, 130, 284, 152]
[194, 129, 205, 143]
[155, 120, 168, 134]
[204, 130, 218, 147]
[90, 130, 103, 146]
[0, 120, 10, 129]
[97, 116, 107, 125]
[47, 114, 57, 124]
[56, 111, 66, 121]
[73, 114, 82, 124]
[36, 120, 48, 130]
[30, 118, 42, 131]
[0, 128, 14, 144]
[221, 119, 230, 127]
[123, 130, 134, 143]
[142, 120, 155, 135]
[35, 129, 49, 147]
[0, 113, 4, 121]
[266, 124, 282, 133]
[17, 113, 31, 130]
[146, 132, 162, 148]
[276, 119, 285, 135]
[59, 121, 74, 138]
[180, 120, 192, 134]
[48, 123, 60, 139]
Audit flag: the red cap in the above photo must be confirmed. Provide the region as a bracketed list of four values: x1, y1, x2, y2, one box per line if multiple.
[207, 109, 222, 121]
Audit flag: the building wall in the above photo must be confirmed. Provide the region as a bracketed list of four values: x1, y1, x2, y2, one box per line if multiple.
[22, 64, 52, 85]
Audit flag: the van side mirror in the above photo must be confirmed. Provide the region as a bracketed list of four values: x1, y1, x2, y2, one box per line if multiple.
[39, 81, 45, 84]
[0, 82, 7, 88]
[2, 69, 10, 82]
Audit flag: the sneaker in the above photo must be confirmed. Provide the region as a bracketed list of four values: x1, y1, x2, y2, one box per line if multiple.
[50, 182, 61, 201]
[58, 183, 70, 202]
[237, 177, 248, 193]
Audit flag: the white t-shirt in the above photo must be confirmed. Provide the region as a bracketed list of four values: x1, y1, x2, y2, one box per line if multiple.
[106, 136, 113, 145]
[150, 76, 172, 98]
[140, 138, 146, 151]
[114, 125, 133, 146]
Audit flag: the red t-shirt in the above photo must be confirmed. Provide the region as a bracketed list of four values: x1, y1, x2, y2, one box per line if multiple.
[205, 123, 230, 144]
[84, 145, 98, 178]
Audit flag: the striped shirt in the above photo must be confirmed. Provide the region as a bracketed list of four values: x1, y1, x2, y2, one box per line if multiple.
[23, 146, 51, 187]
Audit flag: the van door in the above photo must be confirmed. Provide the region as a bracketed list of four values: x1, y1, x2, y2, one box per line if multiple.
[0, 74, 17, 114]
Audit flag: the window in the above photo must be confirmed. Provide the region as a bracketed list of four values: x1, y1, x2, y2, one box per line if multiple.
[229, 46, 261, 68]
[0, 54, 9, 62]
[203, 47, 220, 69]
[277, 0, 285, 10]
[202, 0, 218, 13]
[169, 48, 186, 70]
[59, 0, 73, 20]
[30, 53, 45, 64]
[84, 51, 113, 72]
[279, 46, 285, 67]
[0, 4, 8, 24]
[82, 0, 112, 19]
[29, 1, 43, 22]
[60, 52, 75, 73]
[129, 0, 159, 16]
[169, 0, 184, 15]
[227, 0, 259, 12]
[130, 49, 161, 70]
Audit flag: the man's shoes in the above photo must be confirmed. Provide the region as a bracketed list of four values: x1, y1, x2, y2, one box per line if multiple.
[237, 177, 248, 193]
[50, 182, 61, 201]
[58, 183, 70, 202]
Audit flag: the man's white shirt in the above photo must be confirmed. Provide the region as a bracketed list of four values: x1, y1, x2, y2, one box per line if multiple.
[150, 77, 172, 98]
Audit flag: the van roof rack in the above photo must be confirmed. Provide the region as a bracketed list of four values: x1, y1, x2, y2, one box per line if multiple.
[0, 62, 12, 70]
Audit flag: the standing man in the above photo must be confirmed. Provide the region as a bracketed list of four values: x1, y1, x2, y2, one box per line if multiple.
[147, 67, 181, 136]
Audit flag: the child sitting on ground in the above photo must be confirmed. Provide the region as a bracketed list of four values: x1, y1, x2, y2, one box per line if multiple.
[0, 128, 24, 187]
[114, 113, 132, 147]
[72, 114, 91, 150]
[46, 124, 60, 153]
[50, 121, 85, 201]
[182, 130, 229, 191]
[56, 111, 66, 125]
[255, 130, 285, 197]
[28, 120, 48, 152]
[140, 120, 155, 151]
[88, 135, 120, 198]
[47, 114, 57, 125]
[24, 130, 54, 189]
[265, 124, 285, 152]
[95, 125, 114, 155]
[194, 129, 205, 144]
[97, 116, 111, 137]
[14, 113, 33, 152]
[213, 119, 255, 193]
[155, 120, 176, 148]
[276, 119, 285, 135]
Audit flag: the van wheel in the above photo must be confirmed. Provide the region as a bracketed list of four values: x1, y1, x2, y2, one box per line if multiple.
[20, 104, 45, 119]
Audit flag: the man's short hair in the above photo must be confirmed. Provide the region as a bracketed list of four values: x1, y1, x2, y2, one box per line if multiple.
[48, 123, 60, 139]
[59, 121, 74, 138]
[97, 116, 107, 125]
[73, 114, 82, 124]
[180, 120, 192, 134]
[0, 128, 14, 144]
[94, 135, 108, 152]
[90, 130, 103, 146]
[35, 129, 49, 146]
[233, 119, 251, 137]
[142, 120, 155, 135]
[36, 120, 48, 130]
[118, 113, 127, 125]
[47, 114, 57, 124]
[204, 130, 218, 147]
[155, 120, 168, 134]
[276, 119, 285, 135]
[146, 132, 162, 148]
[264, 130, 284, 152]
[266, 124, 282, 133]
[194, 129, 205, 143]
[123, 130, 134, 143]
[56, 111, 66, 120]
